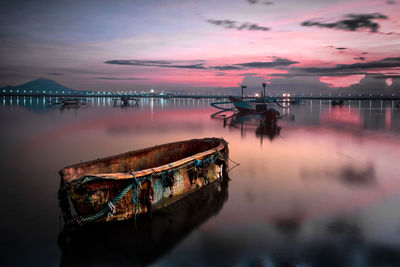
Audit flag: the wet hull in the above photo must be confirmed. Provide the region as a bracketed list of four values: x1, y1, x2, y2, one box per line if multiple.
[59, 138, 229, 224]
[229, 96, 269, 114]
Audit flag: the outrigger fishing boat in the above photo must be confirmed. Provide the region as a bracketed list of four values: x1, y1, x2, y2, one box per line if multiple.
[58, 138, 228, 225]
[112, 96, 139, 108]
[61, 97, 80, 105]
[211, 83, 287, 114]
[227, 83, 269, 113]
[47, 97, 87, 107]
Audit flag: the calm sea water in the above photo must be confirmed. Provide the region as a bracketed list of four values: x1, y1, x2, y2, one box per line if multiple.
[1, 96, 400, 266]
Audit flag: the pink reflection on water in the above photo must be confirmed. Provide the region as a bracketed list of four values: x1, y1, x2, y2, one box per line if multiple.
[320, 106, 362, 128]
[204, 123, 400, 236]
[386, 107, 392, 130]
[14, 105, 400, 245]
[27, 108, 211, 148]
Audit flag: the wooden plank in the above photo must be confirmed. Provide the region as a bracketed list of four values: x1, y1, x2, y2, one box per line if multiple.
[83, 143, 225, 180]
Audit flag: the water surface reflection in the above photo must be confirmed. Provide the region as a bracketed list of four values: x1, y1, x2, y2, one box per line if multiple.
[1, 97, 400, 266]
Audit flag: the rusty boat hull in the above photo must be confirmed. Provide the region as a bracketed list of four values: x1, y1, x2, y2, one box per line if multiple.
[59, 138, 229, 225]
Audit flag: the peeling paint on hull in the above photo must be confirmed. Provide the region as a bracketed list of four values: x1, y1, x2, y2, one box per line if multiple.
[59, 138, 229, 224]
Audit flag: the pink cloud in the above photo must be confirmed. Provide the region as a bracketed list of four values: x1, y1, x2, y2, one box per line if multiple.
[320, 74, 365, 87]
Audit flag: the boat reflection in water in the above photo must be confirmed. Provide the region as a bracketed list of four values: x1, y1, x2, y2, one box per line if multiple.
[59, 103, 88, 112]
[113, 96, 139, 108]
[212, 110, 282, 144]
[58, 173, 230, 266]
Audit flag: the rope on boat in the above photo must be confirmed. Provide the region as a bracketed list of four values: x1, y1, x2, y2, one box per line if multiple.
[68, 172, 146, 224]
[227, 157, 240, 173]
[61, 151, 228, 225]
[79, 182, 137, 223]
[130, 172, 140, 220]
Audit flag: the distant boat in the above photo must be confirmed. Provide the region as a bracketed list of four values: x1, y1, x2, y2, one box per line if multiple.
[331, 99, 344, 106]
[58, 138, 229, 225]
[60, 97, 88, 106]
[61, 97, 80, 105]
[113, 96, 139, 107]
[229, 96, 270, 113]
[212, 83, 283, 113]
[226, 82, 289, 114]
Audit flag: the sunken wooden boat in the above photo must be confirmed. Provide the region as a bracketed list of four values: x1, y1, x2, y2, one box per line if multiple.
[58, 137, 229, 225]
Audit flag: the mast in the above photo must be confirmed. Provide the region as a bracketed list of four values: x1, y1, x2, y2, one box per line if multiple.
[241, 85, 247, 100]
[262, 82, 266, 102]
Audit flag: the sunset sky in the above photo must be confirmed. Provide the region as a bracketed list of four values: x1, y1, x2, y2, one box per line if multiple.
[0, 0, 399, 92]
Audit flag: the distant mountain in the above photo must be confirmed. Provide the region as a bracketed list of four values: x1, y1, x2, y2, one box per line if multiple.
[1, 78, 73, 92]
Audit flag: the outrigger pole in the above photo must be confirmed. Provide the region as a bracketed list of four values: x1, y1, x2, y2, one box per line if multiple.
[262, 82, 266, 102]
[241, 85, 247, 100]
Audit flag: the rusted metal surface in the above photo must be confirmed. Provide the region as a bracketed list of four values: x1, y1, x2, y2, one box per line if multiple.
[59, 138, 229, 224]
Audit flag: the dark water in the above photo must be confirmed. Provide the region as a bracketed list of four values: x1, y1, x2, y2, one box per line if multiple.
[1, 96, 400, 266]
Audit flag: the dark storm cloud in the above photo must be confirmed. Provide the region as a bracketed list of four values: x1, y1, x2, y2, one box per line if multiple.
[211, 65, 243, 70]
[372, 74, 400, 79]
[206, 19, 270, 31]
[105, 60, 206, 70]
[246, 0, 273, 5]
[387, 0, 396, 4]
[236, 58, 298, 68]
[302, 13, 388, 33]
[96, 77, 147, 80]
[304, 57, 400, 72]
[238, 73, 258, 76]
[384, 31, 400, 35]
[106, 60, 172, 65]
[47, 72, 64, 76]
[212, 57, 298, 70]
[353, 57, 366, 61]
[362, 52, 368, 54]
[268, 72, 367, 78]
[268, 57, 400, 78]
[329, 45, 347, 50]
[105, 57, 297, 71]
